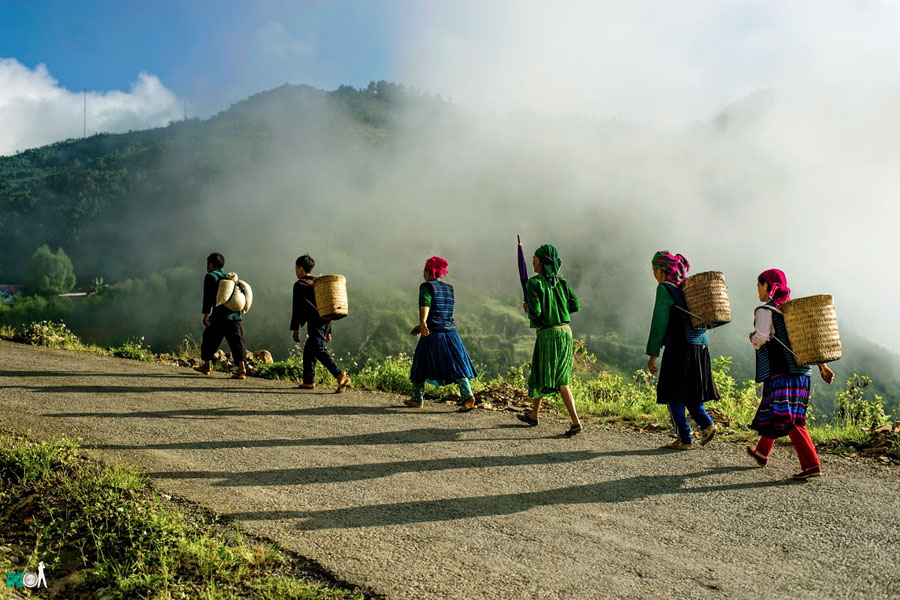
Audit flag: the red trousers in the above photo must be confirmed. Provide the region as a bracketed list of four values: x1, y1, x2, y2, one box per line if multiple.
[755, 425, 819, 470]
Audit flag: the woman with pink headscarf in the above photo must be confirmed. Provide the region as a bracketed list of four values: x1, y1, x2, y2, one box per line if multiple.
[746, 269, 834, 480]
[645, 251, 720, 449]
[406, 256, 479, 411]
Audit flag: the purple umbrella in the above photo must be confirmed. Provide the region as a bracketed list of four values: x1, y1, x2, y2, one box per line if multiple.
[517, 234, 528, 302]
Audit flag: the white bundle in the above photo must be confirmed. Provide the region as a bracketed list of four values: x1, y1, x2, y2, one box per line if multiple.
[215, 272, 253, 314]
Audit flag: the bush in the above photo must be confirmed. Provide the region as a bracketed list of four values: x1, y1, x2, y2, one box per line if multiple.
[23, 245, 76, 296]
[834, 374, 889, 430]
[113, 337, 155, 361]
[17, 320, 82, 348]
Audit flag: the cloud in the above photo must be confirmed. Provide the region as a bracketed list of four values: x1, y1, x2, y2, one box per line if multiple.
[394, 0, 900, 120]
[255, 21, 316, 60]
[0, 58, 182, 155]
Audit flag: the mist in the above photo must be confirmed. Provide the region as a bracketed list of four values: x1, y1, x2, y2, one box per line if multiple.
[3, 2, 898, 405]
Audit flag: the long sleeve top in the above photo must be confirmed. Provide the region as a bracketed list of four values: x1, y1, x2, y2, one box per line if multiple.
[645, 284, 673, 356]
[202, 270, 241, 322]
[290, 276, 322, 331]
[526, 275, 580, 329]
[750, 307, 774, 350]
[645, 283, 707, 356]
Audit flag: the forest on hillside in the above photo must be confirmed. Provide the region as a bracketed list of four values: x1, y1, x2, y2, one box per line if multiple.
[1, 81, 898, 416]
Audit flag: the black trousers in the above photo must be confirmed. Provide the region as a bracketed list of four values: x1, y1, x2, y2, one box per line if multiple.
[303, 324, 342, 383]
[201, 318, 247, 363]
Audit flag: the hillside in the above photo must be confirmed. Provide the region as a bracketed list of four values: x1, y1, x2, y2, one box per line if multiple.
[0, 81, 898, 414]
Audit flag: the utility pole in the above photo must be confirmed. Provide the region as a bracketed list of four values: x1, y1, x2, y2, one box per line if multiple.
[184, 99, 187, 120]
[83, 88, 86, 138]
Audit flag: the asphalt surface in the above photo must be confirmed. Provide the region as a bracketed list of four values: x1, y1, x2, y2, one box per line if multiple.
[1, 340, 898, 599]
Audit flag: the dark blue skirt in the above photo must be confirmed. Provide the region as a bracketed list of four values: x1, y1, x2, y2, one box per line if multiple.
[410, 329, 478, 385]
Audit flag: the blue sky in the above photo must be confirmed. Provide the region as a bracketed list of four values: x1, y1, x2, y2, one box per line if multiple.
[0, 0, 397, 115]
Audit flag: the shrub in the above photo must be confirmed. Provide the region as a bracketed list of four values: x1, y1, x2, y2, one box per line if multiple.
[23, 245, 76, 296]
[18, 320, 82, 348]
[834, 374, 889, 430]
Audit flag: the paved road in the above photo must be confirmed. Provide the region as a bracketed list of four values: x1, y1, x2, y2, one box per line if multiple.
[1, 340, 898, 599]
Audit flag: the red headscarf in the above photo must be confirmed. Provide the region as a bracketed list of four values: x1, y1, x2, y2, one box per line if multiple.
[759, 269, 791, 308]
[424, 256, 449, 279]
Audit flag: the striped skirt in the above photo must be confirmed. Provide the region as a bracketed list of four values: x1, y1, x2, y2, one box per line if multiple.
[750, 374, 812, 439]
[528, 325, 574, 398]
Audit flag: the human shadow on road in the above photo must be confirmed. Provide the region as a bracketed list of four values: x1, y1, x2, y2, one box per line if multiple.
[0, 370, 199, 379]
[223, 466, 788, 530]
[51, 404, 415, 420]
[148, 450, 605, 486]
[88, 426, 508, 450]
[18, 384, 298, 397]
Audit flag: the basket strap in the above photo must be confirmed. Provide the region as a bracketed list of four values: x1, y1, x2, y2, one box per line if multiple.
[769, 334, 802, 362]
[672, 304, 704, 321]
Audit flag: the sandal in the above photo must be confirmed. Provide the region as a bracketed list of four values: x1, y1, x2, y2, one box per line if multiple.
[746, 446, 768, 467]
[665, 439, 694, 450]
[458, 397, 477, 413]
[517, 413, 539, 427]
[792, 465, 822, 480]
[564, 423, 583, 437]
[335, 373, 351, 394]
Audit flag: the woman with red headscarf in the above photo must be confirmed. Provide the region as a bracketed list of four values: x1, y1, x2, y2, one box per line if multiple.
[746, 269, 834, 479]
[406, 256, 479, 411]
[645, 251, 720, 449]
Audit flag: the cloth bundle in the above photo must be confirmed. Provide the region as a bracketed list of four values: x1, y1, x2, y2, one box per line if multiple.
[215, 272, 253, 314]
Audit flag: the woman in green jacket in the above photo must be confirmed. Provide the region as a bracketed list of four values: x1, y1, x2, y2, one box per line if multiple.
[517, 244, 583, 436]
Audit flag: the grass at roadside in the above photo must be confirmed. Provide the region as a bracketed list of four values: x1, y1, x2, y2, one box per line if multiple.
[0, 429, 365, 599]
[1, 320, 897, 461]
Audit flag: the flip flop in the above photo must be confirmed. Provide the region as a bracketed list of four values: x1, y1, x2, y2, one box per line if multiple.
[564, 423, 583, 437]
[517, 413, 539, 427]
[746, 446, 768, 467]
[458, 398, 477, 413]
[792, 465, 822, 480]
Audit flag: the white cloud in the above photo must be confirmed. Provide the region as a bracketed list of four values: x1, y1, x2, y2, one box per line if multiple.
[0, 58, 182, 155]
[255, 21, 316, 60]
[394, 0, 900, 120]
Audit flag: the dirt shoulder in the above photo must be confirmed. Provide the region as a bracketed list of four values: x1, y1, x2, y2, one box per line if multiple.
[1, 341, 898, 599]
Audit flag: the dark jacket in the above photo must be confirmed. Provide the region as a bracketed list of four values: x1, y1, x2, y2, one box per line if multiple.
[291, 276, 329, 333]
[202, 269, 241, 322]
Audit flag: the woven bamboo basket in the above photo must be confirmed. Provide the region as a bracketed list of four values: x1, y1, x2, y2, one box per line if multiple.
[681, 271, 731, 329]
[782, 294, 841, 366]
[314, 275, 349, 321]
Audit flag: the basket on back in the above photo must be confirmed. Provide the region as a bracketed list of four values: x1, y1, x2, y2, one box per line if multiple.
[782, 294, 841, 366]
[314, 275, 349, 321]
[681, 271, 731, 329]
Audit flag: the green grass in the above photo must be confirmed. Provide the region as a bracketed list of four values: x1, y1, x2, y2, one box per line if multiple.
[0, 430, 364, 599]
[1, 320, 895, 456]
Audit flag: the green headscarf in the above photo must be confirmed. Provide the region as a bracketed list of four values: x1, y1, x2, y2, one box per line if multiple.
[534, 244, 562, 286]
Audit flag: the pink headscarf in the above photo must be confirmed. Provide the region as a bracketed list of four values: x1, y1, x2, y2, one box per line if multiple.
[424, 256, 449, 279]
[759, 269, 791, 308]
[652, 251, 691, 286]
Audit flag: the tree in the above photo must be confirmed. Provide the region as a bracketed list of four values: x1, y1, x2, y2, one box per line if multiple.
[24, 245, 76, 297]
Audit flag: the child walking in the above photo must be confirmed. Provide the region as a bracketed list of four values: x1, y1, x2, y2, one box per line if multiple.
[747, 269, 834, 479]
[517, 244, 583, 436]
[407, 256, 478, 411]
[645, 251, 719, 449]
[290, 254, 351, 393]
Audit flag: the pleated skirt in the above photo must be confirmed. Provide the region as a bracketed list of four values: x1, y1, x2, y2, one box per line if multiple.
[656, 343, 720, 406]
[528, 326, 574, 398]
[750, 374, 812, 439]
[410, 329, 478, 385]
